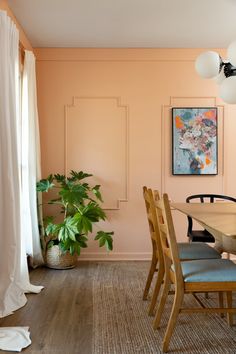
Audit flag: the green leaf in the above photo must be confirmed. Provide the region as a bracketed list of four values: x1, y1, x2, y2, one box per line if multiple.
[79, 241, 88, 248]
[70, 170, 93, 181]
[54, 174, 66, 184]
[70, 244, 75, 255]
[92, 185, 103, 202]
[105, 237, 113, 251]
[82, 202, 106, 222]
[77, 235, 88, 242]
[94, 231, 114, 251]
[59, 184, 88, 205]
[94, 231, 114, 240]
[75, 214, 93, 234]
[58, 242, 69, 253]
[99, 237, 106, 247]
[57, 217, 78, 242]
[75, 244, 81, 256]
[37, 179, 55, 192]
[45, 222, 61, 236]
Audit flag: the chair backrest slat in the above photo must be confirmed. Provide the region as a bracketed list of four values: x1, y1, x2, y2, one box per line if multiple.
[159, 194, 184, 285]
[143, 187, 164, 265]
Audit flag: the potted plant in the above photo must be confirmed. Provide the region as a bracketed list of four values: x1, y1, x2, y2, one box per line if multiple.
[37, 170, 113, 269]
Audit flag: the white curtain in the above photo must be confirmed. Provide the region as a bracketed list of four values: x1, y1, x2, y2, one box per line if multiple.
[21, 50, 44, 267]
[0, 10, 43, 320]
[0, 9, 27, 318]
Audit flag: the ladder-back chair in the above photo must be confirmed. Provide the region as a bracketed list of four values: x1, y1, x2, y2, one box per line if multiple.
[186, 194, 236, 243]
[155, 193, 236, 352]
[142, 187, 221, 316]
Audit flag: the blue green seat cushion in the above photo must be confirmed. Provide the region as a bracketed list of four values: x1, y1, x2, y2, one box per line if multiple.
[178, 242, 221, 260]
[180, 259, 236, 282]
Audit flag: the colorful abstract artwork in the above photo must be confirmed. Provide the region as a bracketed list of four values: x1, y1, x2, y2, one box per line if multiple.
[172, 107, 217, 175]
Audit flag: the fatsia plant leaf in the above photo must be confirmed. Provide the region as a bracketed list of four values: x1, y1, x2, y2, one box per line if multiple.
[57, 217, 78, 242]
[75, 234, 88, 243]
[54, 174, 66, 184]
[59, 184, 88, 205]
[74, 214, 93, 234]
[92, 185, 103, 202]
[70, 170, 93, 181]
[99, 237, 106, 247]
[105, 237, 113, 251]
[59, 238, 74, 252]
[77, 235, 88, 248]
[82, 202, 106, 222]
[36, 179, 54, 192]
[75, 243, 81, 256]
[94, 231, 114, 251]
[70, 244, 75, 255]
[45, 223, 58, 236]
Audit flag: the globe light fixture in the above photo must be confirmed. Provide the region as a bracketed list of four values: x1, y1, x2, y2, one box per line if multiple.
[195, 51, 222, 79]
[219, 76, 236, 104]
[195, 42, 236, 104]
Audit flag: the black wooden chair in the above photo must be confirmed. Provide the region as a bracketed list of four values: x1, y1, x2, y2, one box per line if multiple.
[186, 194, 236, 243]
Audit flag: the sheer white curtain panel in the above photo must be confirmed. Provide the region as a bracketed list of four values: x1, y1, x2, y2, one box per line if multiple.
[21, 50, 44, 267]
[0, 10, 43, 319]
[0, 9, 27, 318]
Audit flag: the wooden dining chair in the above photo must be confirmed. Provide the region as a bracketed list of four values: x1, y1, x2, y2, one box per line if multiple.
[186, 194, 236, 243]
[154, 193, 236, 353]
[142, 187, 221, 316]
[142, 187, 164, 305]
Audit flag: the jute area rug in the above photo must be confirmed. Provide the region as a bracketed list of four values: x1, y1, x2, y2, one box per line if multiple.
[92, 261, 236, 354]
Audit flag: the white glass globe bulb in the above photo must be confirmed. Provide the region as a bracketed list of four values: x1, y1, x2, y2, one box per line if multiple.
[195, 51, 221, 79]
[219, 76, 236, 104]
[227, 40, 236, 67]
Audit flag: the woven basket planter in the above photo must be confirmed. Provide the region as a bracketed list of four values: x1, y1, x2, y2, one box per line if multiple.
[45, 245, 77, 269]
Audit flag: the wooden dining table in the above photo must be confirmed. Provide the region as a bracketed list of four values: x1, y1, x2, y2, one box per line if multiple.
[171, 202, 236, 255]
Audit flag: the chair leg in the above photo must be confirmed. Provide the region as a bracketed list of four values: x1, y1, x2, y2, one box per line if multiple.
[153, 271, 171, 329]
[143, 254, 158, 300]
[226, 291, 233, 326]
[148, 264, 164, 316]
[218, 292, 224, 318]
[162, 288, 184, 353]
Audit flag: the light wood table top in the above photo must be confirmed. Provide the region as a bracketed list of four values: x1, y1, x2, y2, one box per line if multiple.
[172, 203, 236, 238]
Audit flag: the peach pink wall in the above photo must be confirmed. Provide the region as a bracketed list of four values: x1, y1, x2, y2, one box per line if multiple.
[34, 48, 236, 260]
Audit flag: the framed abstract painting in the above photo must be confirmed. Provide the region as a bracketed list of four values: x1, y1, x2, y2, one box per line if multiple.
[172, 107, 218, 175]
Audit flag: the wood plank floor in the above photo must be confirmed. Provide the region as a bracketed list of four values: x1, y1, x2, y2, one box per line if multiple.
[0, 262, 95, 354]
[1, 261, 236, 353]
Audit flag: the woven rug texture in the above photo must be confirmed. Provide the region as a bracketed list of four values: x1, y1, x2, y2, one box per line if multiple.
[92, 261, 236, 354]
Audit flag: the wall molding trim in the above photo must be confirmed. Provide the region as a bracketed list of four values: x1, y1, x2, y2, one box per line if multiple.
[64, 96, 129, 210]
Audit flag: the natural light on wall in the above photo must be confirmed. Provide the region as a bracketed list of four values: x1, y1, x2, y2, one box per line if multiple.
[195, 41, 236, 104]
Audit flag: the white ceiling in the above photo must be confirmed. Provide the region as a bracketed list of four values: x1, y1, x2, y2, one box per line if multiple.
[7, 0, 236, 48]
